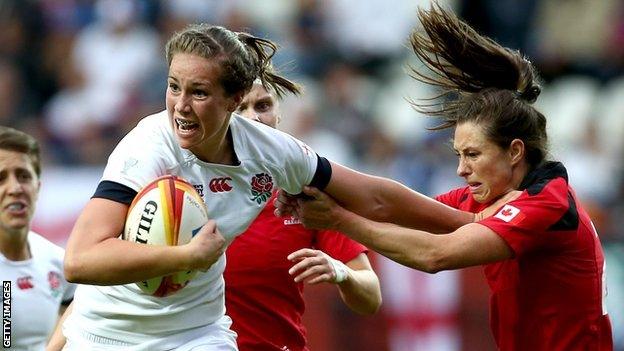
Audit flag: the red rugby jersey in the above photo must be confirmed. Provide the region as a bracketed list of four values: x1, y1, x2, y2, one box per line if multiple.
[436, 162, 612, 351]
[224, 191, 367, 351]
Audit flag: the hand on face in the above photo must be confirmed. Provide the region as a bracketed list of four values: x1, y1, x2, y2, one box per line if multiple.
[287, 248, 348, 284]
[184, 219, 225, 271]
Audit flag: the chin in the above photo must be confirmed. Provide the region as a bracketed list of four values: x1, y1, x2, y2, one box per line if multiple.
[471, 193, 490, 204]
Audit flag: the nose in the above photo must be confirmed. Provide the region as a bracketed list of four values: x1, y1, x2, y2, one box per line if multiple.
[174, 94, 192, 114]
[6, 175, 24, 195]
[456, 157, 470, 178]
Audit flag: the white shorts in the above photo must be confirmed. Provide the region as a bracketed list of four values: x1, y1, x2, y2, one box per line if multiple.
[63, 315, 238, 351]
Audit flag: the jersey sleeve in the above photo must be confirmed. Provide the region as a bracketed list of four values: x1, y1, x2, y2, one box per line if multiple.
[100, 120, 170, 192]
[315, 230, 368, 263]
[435, 187, 469, 209]
[274, 133, 319, 194]
[478, 178, 571, 255]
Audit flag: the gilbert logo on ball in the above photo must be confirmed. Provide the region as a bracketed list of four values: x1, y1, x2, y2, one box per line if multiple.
[123, 175, 209, 297]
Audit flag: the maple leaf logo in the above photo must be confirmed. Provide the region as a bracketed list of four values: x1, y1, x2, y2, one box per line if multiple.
[500, 208, 513, 217]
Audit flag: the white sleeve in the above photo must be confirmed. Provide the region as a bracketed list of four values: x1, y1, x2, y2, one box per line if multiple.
[101, 122, 169, 192]
[275, 133, 318, 194]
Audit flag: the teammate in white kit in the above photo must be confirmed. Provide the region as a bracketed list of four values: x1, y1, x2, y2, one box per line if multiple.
[0, 126, 75, 351]
[57, 24, 477, 350]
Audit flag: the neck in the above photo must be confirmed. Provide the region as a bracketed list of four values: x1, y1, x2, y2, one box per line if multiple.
[0, 229, 30, 261]
[511, 160, 530, 190]
[192, 123, 236, 165]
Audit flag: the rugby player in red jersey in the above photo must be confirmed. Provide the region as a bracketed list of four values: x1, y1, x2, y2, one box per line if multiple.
[224, 79, 382, 351]
[281, 5, 613, 350]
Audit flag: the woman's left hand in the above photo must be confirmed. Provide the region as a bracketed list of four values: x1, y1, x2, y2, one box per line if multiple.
[287, 248, 348, 284]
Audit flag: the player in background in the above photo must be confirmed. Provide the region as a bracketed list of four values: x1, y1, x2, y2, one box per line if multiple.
[278, 5, 613, 351]
[0, 126, 75, 351]
[224, 78, 381, 351]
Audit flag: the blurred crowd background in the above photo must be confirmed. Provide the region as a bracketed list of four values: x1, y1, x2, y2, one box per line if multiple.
[1, 0, 623, 350]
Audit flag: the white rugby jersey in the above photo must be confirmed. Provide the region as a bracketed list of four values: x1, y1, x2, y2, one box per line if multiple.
[68, 110, 321, 346]
[1, 232, 75, 351]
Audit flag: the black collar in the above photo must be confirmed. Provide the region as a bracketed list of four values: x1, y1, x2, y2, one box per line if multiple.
[519, 161, 568, 195]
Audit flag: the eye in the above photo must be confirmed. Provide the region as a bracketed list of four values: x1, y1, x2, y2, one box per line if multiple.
[17, 170, 33, 182]
[255, 101, 271, 113]
[467, 152, 479, 158]
[193, 89, 207, 98]
[168, 82, 180, 93]
[236, 103, 248, 114]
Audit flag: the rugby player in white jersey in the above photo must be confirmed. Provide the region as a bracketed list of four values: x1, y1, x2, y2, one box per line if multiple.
[0, 126, 75, 351]
[56, 24, 477, 350]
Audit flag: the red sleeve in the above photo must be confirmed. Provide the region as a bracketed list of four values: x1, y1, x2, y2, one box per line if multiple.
[435, 187, 469, 209]
[479, 178, 570, 255]
[314, 230, 368, 263]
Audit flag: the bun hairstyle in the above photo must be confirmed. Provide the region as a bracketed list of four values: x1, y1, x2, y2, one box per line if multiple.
[409, 4, 548, 168]
[166, 24, 300, 99]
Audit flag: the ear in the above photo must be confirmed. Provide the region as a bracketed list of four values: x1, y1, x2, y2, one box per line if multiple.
[227, 92, 245, 113]
[509, 139, 525, 165]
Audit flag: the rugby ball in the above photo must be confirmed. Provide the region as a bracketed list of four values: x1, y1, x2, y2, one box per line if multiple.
[123, 175, 208, 297]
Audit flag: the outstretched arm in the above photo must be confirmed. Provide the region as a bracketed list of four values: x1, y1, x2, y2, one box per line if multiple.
[294, 187, 513, 272]
[322, 162, 474, 233]
[287, 249, 381, 315]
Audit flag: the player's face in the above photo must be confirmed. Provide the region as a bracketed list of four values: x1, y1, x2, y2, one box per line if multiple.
[236, 83, 280, 129]
[166, 53, 242, 160]
[453, 122, 515, 204]
[0, 149, 39, 235]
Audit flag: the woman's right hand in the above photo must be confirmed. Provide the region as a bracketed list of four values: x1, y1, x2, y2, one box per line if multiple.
[185, 220, 226, 271]
[274, 189, 299, 217]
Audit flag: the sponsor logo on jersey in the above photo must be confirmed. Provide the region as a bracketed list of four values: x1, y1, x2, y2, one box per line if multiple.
[48, 271, 62, 298]
[250, 173, 273, 204]
[494, 204, 525, 224]
[209, 177, 233, 193]
[122, 157, 138, 173]
[193, 184, 204, 197]
[16, 276, 33, 290]
[283, 217, 301, 226]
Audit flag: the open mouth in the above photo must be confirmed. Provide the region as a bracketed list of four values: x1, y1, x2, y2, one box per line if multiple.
[468, 182, 482, 192]
[5, 202, 27, 215]
[175, 118, 200, 132]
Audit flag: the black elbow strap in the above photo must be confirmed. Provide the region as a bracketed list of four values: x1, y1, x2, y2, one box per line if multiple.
[92, 181, 137, 205]
[309, 155, 332, 190]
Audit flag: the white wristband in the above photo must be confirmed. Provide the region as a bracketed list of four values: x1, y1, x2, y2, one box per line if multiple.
[328, 257, 349, 283]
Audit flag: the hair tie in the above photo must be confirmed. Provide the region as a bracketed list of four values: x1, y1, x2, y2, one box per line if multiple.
[516, 85, 541, 103]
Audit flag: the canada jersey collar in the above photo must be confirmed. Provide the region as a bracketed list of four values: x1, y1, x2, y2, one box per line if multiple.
[518, 161, 568, 196]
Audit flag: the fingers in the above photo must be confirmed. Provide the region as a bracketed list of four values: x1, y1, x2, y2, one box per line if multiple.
[302, 186, 321, 198]
[287, 248, 317, 261]
[273, 191, 298, 217]
[288, 250, 335, 284]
